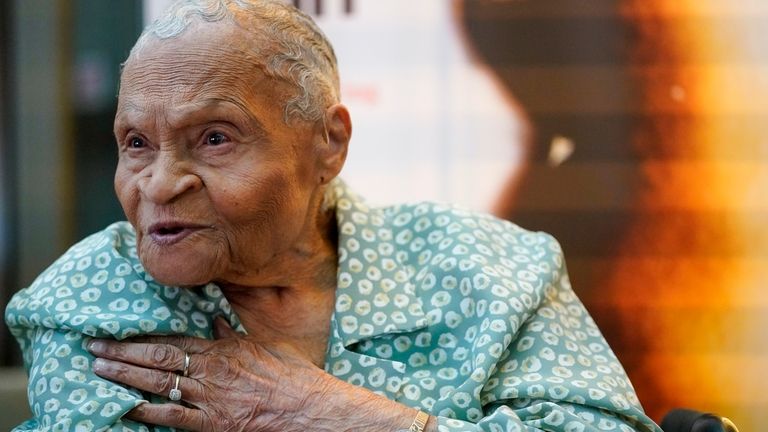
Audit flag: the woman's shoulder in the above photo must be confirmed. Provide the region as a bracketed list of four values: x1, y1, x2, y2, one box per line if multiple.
[383, 201, 566, 295]
[375, 200, 565, 267]
[8, 221, 145, 304]
[4, 222, 225, 341]
[334, 189, 567, 305]
[330, 179, 562, 260]
[24, 221, 142, 284]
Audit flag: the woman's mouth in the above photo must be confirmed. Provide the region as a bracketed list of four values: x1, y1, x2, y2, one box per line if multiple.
[148, 223, 206, 246]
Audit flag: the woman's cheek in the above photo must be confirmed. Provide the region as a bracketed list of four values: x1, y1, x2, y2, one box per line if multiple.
[114, 170, 138, 216]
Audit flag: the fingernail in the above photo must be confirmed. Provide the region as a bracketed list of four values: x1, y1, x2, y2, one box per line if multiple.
[92, 358, 105, 372]
[88, 340, 105, 354]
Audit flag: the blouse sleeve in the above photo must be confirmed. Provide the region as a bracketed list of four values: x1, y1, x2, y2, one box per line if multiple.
[6, 324, 149, 432]
[433, 233, 661, 432]
[4, 222, 233, 432]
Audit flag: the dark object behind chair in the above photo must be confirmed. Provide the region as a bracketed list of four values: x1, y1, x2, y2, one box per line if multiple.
[0, 368, 31, 431]
[661, 409, 740, 432]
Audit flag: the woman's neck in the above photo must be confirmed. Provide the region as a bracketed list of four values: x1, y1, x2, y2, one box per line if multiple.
[222, 281, 337, 367]
[216, 201, 339, 367]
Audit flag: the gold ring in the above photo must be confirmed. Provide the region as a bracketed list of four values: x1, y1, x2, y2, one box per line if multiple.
[182, 352, 190, 377]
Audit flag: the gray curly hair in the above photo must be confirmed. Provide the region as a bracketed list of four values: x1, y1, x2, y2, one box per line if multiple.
[129, 0, 340, 123]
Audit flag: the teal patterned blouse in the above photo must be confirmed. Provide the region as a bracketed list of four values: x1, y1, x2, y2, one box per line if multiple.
[6, 180, 661, 432]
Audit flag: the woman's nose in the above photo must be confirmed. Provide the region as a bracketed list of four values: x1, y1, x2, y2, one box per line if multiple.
[137, 154, 202, 204]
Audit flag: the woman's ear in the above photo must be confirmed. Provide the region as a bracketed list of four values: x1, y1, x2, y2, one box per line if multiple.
[317, 103, 352, 184]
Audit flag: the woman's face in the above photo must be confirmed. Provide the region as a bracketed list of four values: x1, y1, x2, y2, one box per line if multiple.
[114, 23, 327, 287]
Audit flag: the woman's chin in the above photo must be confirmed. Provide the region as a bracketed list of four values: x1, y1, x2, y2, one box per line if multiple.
[146, 268, 212, 287]
[139, 249, 221, 287]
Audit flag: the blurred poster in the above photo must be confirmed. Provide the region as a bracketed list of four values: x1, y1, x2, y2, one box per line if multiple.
[309, 0, 527, 210]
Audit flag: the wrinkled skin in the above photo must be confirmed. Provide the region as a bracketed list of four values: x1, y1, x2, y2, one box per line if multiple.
[101, 18, 435, 432]
[89, 320, 427, 431]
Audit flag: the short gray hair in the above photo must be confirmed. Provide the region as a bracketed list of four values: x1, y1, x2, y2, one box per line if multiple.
[130, 0, 340, 123]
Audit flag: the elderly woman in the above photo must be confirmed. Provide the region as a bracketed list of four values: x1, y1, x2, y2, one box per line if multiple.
[5, 1, 661, 431]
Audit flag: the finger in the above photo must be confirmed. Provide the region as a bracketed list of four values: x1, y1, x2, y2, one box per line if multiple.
[88, 340, 195, 374]
[93, 358, 204, 402]
[127, 334, 213, 353]
[126, 402, 208, 431]
[213, 317, 239, 339]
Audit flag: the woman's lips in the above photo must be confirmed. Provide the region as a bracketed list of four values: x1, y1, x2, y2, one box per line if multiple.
[147, 223, 208, 246]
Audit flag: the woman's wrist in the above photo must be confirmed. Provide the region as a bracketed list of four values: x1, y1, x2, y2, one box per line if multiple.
[395, 410, 430, 432]
[305, 373, 436, 432]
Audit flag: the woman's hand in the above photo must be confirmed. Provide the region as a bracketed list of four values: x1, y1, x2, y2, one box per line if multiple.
[87, 319, 425, 432]
[87, 319, 328, 431]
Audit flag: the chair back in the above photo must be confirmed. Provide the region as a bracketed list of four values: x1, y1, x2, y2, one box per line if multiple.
[661, 409, 740, 432]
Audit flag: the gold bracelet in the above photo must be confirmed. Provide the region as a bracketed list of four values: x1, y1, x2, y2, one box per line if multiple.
[401, 410, 429, 432]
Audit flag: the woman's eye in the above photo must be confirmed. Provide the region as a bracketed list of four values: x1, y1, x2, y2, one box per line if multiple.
[206, 132, 229, 146]
[129, 137, 145, 149]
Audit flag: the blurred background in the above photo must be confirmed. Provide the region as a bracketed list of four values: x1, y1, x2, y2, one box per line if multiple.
[1, 0, 766, 430]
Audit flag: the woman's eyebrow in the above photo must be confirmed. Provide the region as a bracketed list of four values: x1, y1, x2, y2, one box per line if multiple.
[116, 98, 270, 138]
[113, 100, 148, 126]
[119, 99, 146, 114]
[169, 98, 268, 133]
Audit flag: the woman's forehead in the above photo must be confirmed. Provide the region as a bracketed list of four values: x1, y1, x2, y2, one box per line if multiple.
[122, 45, 255, 93]
[121, 20, 277, 95]
[118, 52, 290, 121]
